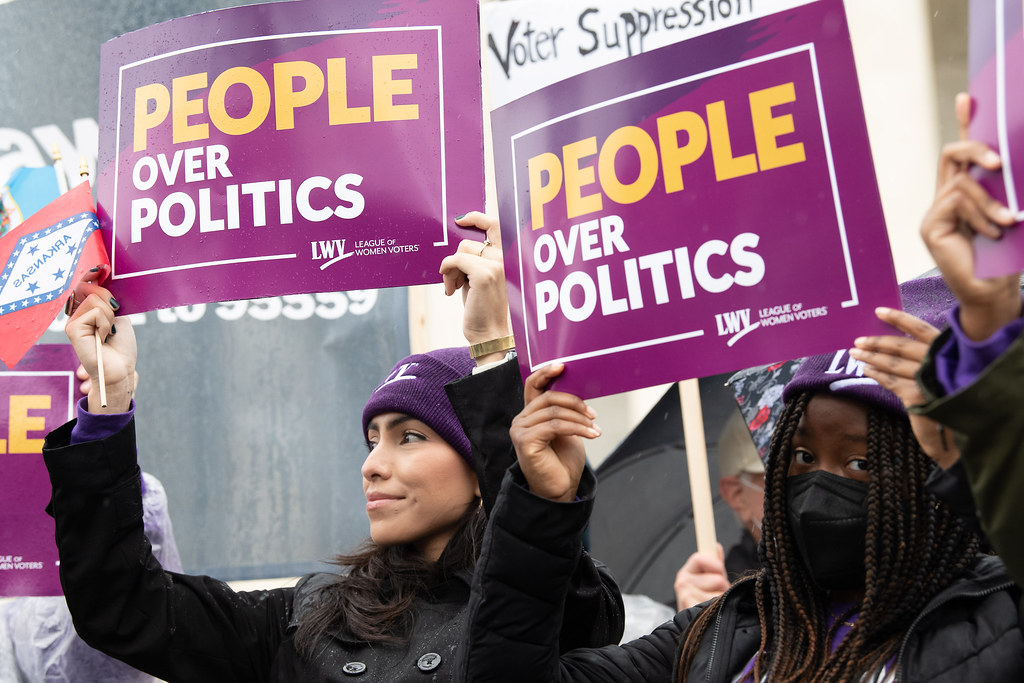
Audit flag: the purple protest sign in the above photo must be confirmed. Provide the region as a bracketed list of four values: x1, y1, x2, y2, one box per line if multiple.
[492, 0, 899, 399]
[0, 344, 78, 596]
[969, 0, 1024, 278]
[98, 0, 483, 311]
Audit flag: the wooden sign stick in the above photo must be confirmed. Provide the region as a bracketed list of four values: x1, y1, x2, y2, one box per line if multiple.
[679, 378, 717, 554]
[73, 154, 106, 408]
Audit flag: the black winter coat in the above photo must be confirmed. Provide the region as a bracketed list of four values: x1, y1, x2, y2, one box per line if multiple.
[42, 361, 623, 682]
[457, 465, 1024, 682]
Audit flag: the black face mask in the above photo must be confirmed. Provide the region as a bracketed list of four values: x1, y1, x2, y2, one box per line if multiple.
[786, 470, 868, 591]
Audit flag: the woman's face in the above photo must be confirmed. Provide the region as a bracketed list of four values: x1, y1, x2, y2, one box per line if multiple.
[788, 394, 870, 483]
[362, 412, 479, 561]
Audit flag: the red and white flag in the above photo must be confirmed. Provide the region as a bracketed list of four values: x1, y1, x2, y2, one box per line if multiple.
[0, 182, 109, 369]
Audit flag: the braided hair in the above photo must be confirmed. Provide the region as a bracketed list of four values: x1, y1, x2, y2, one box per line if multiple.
[676, 391, 979, 682]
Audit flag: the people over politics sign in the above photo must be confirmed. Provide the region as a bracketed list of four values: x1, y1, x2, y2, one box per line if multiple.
[491, 0, 900, 399]
[97, 0, 483, 312]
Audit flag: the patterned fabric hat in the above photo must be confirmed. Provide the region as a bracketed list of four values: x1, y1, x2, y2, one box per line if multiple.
[361, 347, 476, 465]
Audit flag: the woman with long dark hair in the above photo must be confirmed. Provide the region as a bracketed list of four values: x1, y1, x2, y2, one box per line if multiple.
[43, 213, 623, 681]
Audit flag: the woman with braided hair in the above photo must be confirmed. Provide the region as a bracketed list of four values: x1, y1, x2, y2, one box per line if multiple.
[455, 113, 1024, 682]
[458, 348, 1022, 682]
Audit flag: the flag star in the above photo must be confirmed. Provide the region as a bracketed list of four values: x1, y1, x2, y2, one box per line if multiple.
[27, 281, 39, 294]
[34, 296, 41, 304]
[28, 244, 40, 256]
[53, 267, 65, 280]
[66, 244, 76, 256]
[46, 292, 54, 300]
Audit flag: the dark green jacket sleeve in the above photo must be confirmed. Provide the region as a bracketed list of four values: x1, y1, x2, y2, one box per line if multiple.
[915, 327, 1024, 587]
[43, 419, 294, 683]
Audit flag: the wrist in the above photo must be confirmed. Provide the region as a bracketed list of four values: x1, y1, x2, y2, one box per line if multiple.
[958, 290, 1023, 342]
[469, 334, 515, 366]
[87, 374, 135, 414]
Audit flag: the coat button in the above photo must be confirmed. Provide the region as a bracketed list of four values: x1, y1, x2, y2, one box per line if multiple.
[416, 652, 442, 672]
[342, 661, 366, 675]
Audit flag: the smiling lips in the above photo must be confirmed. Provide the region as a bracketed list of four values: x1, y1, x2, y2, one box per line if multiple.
[365, 492, 403, 511]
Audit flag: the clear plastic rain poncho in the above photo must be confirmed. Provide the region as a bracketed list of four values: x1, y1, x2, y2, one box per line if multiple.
[0, 472, 182, 683]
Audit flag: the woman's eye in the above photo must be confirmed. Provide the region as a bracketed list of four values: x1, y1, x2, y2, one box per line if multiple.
[849, 458, 869, 472]
[401, 431, 426, 444]
[794, 449, 814, 465]
[365, 439, 378, 452]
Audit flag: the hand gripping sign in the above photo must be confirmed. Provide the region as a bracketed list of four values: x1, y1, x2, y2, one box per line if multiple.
[98, 0, 483, 312]
[491, 0, 899, 399]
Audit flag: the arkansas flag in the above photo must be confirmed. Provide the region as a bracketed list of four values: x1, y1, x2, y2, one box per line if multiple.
[0, 182, 108, 369]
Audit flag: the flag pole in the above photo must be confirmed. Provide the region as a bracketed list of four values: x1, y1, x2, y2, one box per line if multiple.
[51, 144, 68, 194]
[679, 378, 717, 554]
[75, 156, 107, 408]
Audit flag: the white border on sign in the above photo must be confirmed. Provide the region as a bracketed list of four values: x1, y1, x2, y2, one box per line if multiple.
[0, 371, 77, 424]
[111, 26, 448, 280]
[995, 0, 1024, 219]
[509, 44, 859, 372]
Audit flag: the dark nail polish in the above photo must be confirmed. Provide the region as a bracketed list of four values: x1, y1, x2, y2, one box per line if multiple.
[64, 295, 73, 316]
[109, 297, 120, 311]
[89, 266, 99, 273]
[455, 214, 466, 221]
[111, 324, 117, 335]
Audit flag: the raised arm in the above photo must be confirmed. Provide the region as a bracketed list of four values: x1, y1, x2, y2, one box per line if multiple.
[44, 284, 294, 682]
[906, 94, 1024, 586]
[457, 366, 687, 682]
[441, 213, 626, 649]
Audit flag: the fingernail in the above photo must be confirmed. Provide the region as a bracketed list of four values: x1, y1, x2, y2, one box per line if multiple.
[454, 214, 467, 221]
[109, 297, 120, 311]
[853, 337, 866, 347]
[585, 404, 597, 419]
[64, 295, 73, 316]
[984, 150, 1001, 167]
[590, 423, 602, 437]
[89, 266, 99, 273]
[111, 324, 117, 335]
[997, 206, 1014, 222]
[875, 306, 891, 315]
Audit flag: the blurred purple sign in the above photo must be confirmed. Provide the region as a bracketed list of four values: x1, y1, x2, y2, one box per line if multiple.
[0, 344, 78, 596]
[969, 0, 1024, 278]
[491, 0, 898, 399]
[98, 0, 483, 311]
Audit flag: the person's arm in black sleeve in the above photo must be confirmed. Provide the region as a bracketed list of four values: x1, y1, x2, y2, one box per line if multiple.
[44, 417, 293, 683]
[446, 357, 625, 649]
[458, 463, 686, 682]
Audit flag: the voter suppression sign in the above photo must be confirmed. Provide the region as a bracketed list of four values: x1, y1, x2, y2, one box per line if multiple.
[0, 344, 78, 596]
[97, 0, 483, 311]
[492, 0, 899, 399]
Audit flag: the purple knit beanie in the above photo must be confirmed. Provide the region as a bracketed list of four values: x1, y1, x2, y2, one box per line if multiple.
[782, 274, 956, 415]
[361, 347, 476, 465]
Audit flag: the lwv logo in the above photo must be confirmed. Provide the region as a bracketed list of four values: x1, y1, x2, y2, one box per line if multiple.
[311, 239, 354, 271]
[714, 308, 759, 347]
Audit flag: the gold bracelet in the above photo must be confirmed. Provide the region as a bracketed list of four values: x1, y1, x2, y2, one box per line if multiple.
[469, 335, 515, 359]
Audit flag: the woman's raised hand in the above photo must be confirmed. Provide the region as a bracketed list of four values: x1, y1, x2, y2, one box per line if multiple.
[510, 364, 600, 502]
[65, 273, 136, 414]
[921, 93, 1021, 341]
[439, 212, 511, 363]
[851, 307, 960, 468]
